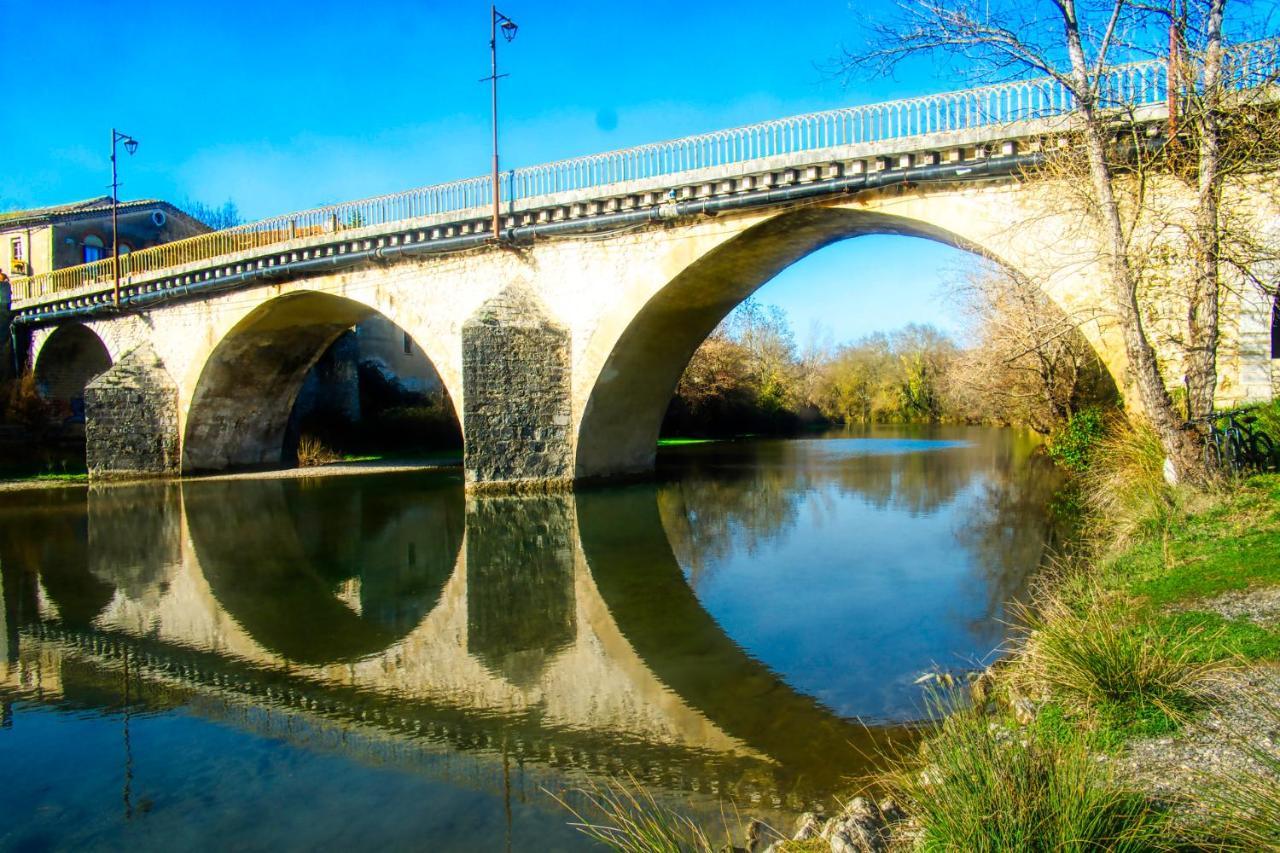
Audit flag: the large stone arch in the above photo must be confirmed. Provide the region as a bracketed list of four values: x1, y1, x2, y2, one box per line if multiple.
[573, 201, 1117, 479]
[32, 323, 112, 415]
[181, 290, 456, 472]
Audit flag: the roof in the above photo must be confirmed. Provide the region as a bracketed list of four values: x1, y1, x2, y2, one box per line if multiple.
[0, 197, 201, 229]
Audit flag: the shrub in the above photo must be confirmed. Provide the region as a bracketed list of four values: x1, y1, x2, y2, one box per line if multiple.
[1079, 418, 1181, 547]
[889, 693, 1172, 852]
[296, 435, 340, 468]
[1047, 407, 1106, 473]
[3, 374, 56, 431]
[1015, 585, 1222, 742]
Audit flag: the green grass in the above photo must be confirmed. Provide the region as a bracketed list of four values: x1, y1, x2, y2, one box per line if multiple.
[551, 775, 726, 853]
[1068, 473, 1280, 671]
[1101, 476, 1280, 610]
[1015, 584, 1223, 749]
[889, 696, 1174, 852]
[0, 470, 89, 484]
[26, 471, 89, 482]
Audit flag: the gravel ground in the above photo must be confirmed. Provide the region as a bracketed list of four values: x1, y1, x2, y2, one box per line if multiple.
[1111, 664, 1280, 805]
[1191, 586, 1280, 628]
[0, 459, 455, 492]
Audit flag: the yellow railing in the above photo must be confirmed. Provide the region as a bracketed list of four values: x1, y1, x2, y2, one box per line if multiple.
[12, 179, 488, 302]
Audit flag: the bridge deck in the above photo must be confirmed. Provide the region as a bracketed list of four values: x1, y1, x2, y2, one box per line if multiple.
[18, 42, 1259, 317]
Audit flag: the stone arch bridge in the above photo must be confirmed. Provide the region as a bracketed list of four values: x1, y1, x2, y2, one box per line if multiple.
[11, 48, 1280, 486]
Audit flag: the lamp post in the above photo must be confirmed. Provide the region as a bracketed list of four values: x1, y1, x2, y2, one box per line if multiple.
[485, 6, 518, 242]
[110, 128, 139, 307]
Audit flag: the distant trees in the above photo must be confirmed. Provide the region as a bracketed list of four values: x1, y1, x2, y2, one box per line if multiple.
[811, 326, 957, 425]
[182, 198, 242, 230]
[665, 298, 808, 436]
[666, 264, 1120, 438]
[667, 302, 963, 436]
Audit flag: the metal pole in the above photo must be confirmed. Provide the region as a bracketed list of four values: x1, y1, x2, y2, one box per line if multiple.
[490, 5, 501, 242]
[111, 128, 120, 307]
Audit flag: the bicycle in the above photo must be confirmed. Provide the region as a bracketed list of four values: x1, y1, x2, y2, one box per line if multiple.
[1192, 410, 1277, 474]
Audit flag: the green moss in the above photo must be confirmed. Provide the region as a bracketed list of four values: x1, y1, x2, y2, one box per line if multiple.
[656, 437, 718, 447]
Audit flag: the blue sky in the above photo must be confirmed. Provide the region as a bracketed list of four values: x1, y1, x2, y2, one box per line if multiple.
[1, 0, 980, 342]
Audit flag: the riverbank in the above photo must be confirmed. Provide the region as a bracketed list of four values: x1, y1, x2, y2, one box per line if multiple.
[0, 453, 461, 492]
[761, 472, 1280, 851]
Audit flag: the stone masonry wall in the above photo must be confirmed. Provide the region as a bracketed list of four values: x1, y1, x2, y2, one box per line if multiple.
[85, 344, 180, 480]
[462, 284, 572, 488]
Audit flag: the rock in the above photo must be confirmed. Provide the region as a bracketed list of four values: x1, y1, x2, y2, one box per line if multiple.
[792, 811, 821, 840]
[820, 797, 888, 853]
[1012, 696, 1038, 725]
[876, 797, 906, 825]
[969, 667, 995, 705]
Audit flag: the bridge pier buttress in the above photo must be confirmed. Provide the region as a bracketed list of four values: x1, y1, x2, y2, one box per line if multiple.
[462, 285, 574, 492]
[84, 344, 181, 480]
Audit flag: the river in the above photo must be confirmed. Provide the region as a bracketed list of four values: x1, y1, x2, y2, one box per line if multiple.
[0, 426, 1070, 851]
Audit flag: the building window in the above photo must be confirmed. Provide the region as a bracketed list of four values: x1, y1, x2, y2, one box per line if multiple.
[82, 235, 105, 263]
[118, 243, 133, 255]
[10, 238, 22, 262]
[1272, 293, 1279, 359]
[403, 331, 413, 355]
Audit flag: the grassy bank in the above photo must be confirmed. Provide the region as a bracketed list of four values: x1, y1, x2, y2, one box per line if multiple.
[560, 417, 1280, 850]
[888, 452, 1280, 850]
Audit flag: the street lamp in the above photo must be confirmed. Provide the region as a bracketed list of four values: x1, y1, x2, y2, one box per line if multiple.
[485, 6, 518, 242]
[111, 128, 139, 307]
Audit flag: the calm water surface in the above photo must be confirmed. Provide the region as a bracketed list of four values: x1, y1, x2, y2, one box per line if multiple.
[0, 426, 1070, 851]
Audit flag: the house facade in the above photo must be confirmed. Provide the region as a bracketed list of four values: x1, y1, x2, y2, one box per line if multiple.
[0, 197, 209, 280]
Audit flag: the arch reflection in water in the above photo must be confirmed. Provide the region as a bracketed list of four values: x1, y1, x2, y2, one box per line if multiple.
[0, 469, 898, 827]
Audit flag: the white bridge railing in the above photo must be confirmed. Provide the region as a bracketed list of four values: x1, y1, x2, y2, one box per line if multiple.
[14, 39, 1280, 303]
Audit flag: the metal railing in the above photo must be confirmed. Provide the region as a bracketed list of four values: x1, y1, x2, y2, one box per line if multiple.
[14, 39, 1280, 304]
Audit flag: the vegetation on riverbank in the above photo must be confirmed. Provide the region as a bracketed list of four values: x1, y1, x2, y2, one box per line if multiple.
[882, 409, 1280, 851]
[663, 261, 1115, 442]
[562, 408, 1280, 851]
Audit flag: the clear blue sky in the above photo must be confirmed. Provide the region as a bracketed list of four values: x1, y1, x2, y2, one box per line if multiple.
[1, 0, 978, 342]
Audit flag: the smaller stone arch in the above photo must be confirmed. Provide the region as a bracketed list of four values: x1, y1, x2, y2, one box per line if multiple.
[182, 291, 458, 473]
[33, 323, 112, 419]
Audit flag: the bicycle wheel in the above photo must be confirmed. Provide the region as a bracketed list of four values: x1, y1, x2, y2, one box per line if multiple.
[1225, 431, 1248, 474]
[1251, 432, 1276, 471]
[1204, 437, 1225, 472]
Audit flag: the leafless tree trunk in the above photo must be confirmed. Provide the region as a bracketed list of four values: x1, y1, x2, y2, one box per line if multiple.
[1186, 0, 1227, 421]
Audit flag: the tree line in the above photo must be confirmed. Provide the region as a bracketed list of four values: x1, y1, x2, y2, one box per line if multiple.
[662, 263, 1117, 439]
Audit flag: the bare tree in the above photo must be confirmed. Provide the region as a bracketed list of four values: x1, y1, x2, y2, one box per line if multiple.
[181, 198, 242, 231]
[846, 0, 1276, 482]
[947, 263, 1116, 433]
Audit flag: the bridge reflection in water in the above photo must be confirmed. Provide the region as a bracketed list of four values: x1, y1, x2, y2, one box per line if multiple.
[0, 470, 912, 831]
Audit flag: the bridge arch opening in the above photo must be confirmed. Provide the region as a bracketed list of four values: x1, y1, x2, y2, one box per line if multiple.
[575, 206, 1116, 479]
[182, 291, 460, 473]
[33, 323, 112, 420]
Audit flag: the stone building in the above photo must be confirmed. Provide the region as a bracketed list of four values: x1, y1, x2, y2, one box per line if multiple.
[0, 196, 209, 280]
